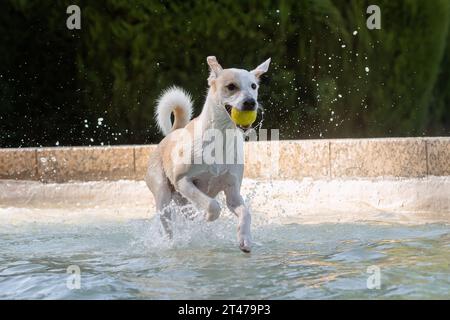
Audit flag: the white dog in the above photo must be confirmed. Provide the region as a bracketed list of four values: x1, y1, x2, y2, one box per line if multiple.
[145, 56, 271, 252]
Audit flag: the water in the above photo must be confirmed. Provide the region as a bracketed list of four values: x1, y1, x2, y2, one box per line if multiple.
[0, 208, 448, 299]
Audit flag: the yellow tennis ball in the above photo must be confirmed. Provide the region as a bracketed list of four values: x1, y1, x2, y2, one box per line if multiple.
[230, 107, 257, 127]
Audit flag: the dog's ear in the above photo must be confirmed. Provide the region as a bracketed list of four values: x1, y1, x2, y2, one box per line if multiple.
[207, 56, 223, 84]
[251, 58, 271, 78]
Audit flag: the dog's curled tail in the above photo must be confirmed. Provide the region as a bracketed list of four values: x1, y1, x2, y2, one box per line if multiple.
[155, 86, 193, 136]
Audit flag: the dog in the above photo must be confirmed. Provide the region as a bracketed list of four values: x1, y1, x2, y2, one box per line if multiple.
[145, 56, 271, 252]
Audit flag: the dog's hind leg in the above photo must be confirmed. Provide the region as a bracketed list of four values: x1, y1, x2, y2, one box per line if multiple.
[155, 188, 174, 238]
[145, 154, 174, 238]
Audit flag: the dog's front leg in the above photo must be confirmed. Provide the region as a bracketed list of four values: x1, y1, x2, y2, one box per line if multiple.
[225, 186, 252, 253]
[176, 177, 221, 221]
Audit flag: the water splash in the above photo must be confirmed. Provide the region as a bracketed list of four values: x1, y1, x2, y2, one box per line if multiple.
[128, 201, 240, 252]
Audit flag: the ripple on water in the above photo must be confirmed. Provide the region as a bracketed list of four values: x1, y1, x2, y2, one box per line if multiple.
[0, 209, 449, 299]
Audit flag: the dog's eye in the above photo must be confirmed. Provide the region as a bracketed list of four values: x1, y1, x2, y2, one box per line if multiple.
[251, 83, 257, 90]
[226, 84, 237, 91]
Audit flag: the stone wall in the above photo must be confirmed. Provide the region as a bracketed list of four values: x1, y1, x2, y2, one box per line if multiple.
[0, 137, 449, 182]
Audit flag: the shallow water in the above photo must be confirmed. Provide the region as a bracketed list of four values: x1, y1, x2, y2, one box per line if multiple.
[0, 208, 448, 300]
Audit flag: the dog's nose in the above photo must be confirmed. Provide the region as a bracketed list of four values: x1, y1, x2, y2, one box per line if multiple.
[242, 98, 256, 111]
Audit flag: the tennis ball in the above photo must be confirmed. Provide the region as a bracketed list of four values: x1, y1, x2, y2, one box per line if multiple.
[230, 107, 257, 127]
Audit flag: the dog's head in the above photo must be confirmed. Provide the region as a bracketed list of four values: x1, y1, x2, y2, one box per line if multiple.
[206, 56, 271, 128]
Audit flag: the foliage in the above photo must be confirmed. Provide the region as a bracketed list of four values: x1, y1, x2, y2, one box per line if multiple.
[0, 0, 449, 147]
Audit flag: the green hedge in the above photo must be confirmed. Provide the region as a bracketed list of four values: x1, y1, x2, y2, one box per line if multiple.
[0, 0, 449, 147]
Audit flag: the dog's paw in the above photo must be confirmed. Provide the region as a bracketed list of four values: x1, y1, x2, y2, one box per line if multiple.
[239, 242, 251, 253]
[205, 199, 221, 221]
[239, 236, 252, 253]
